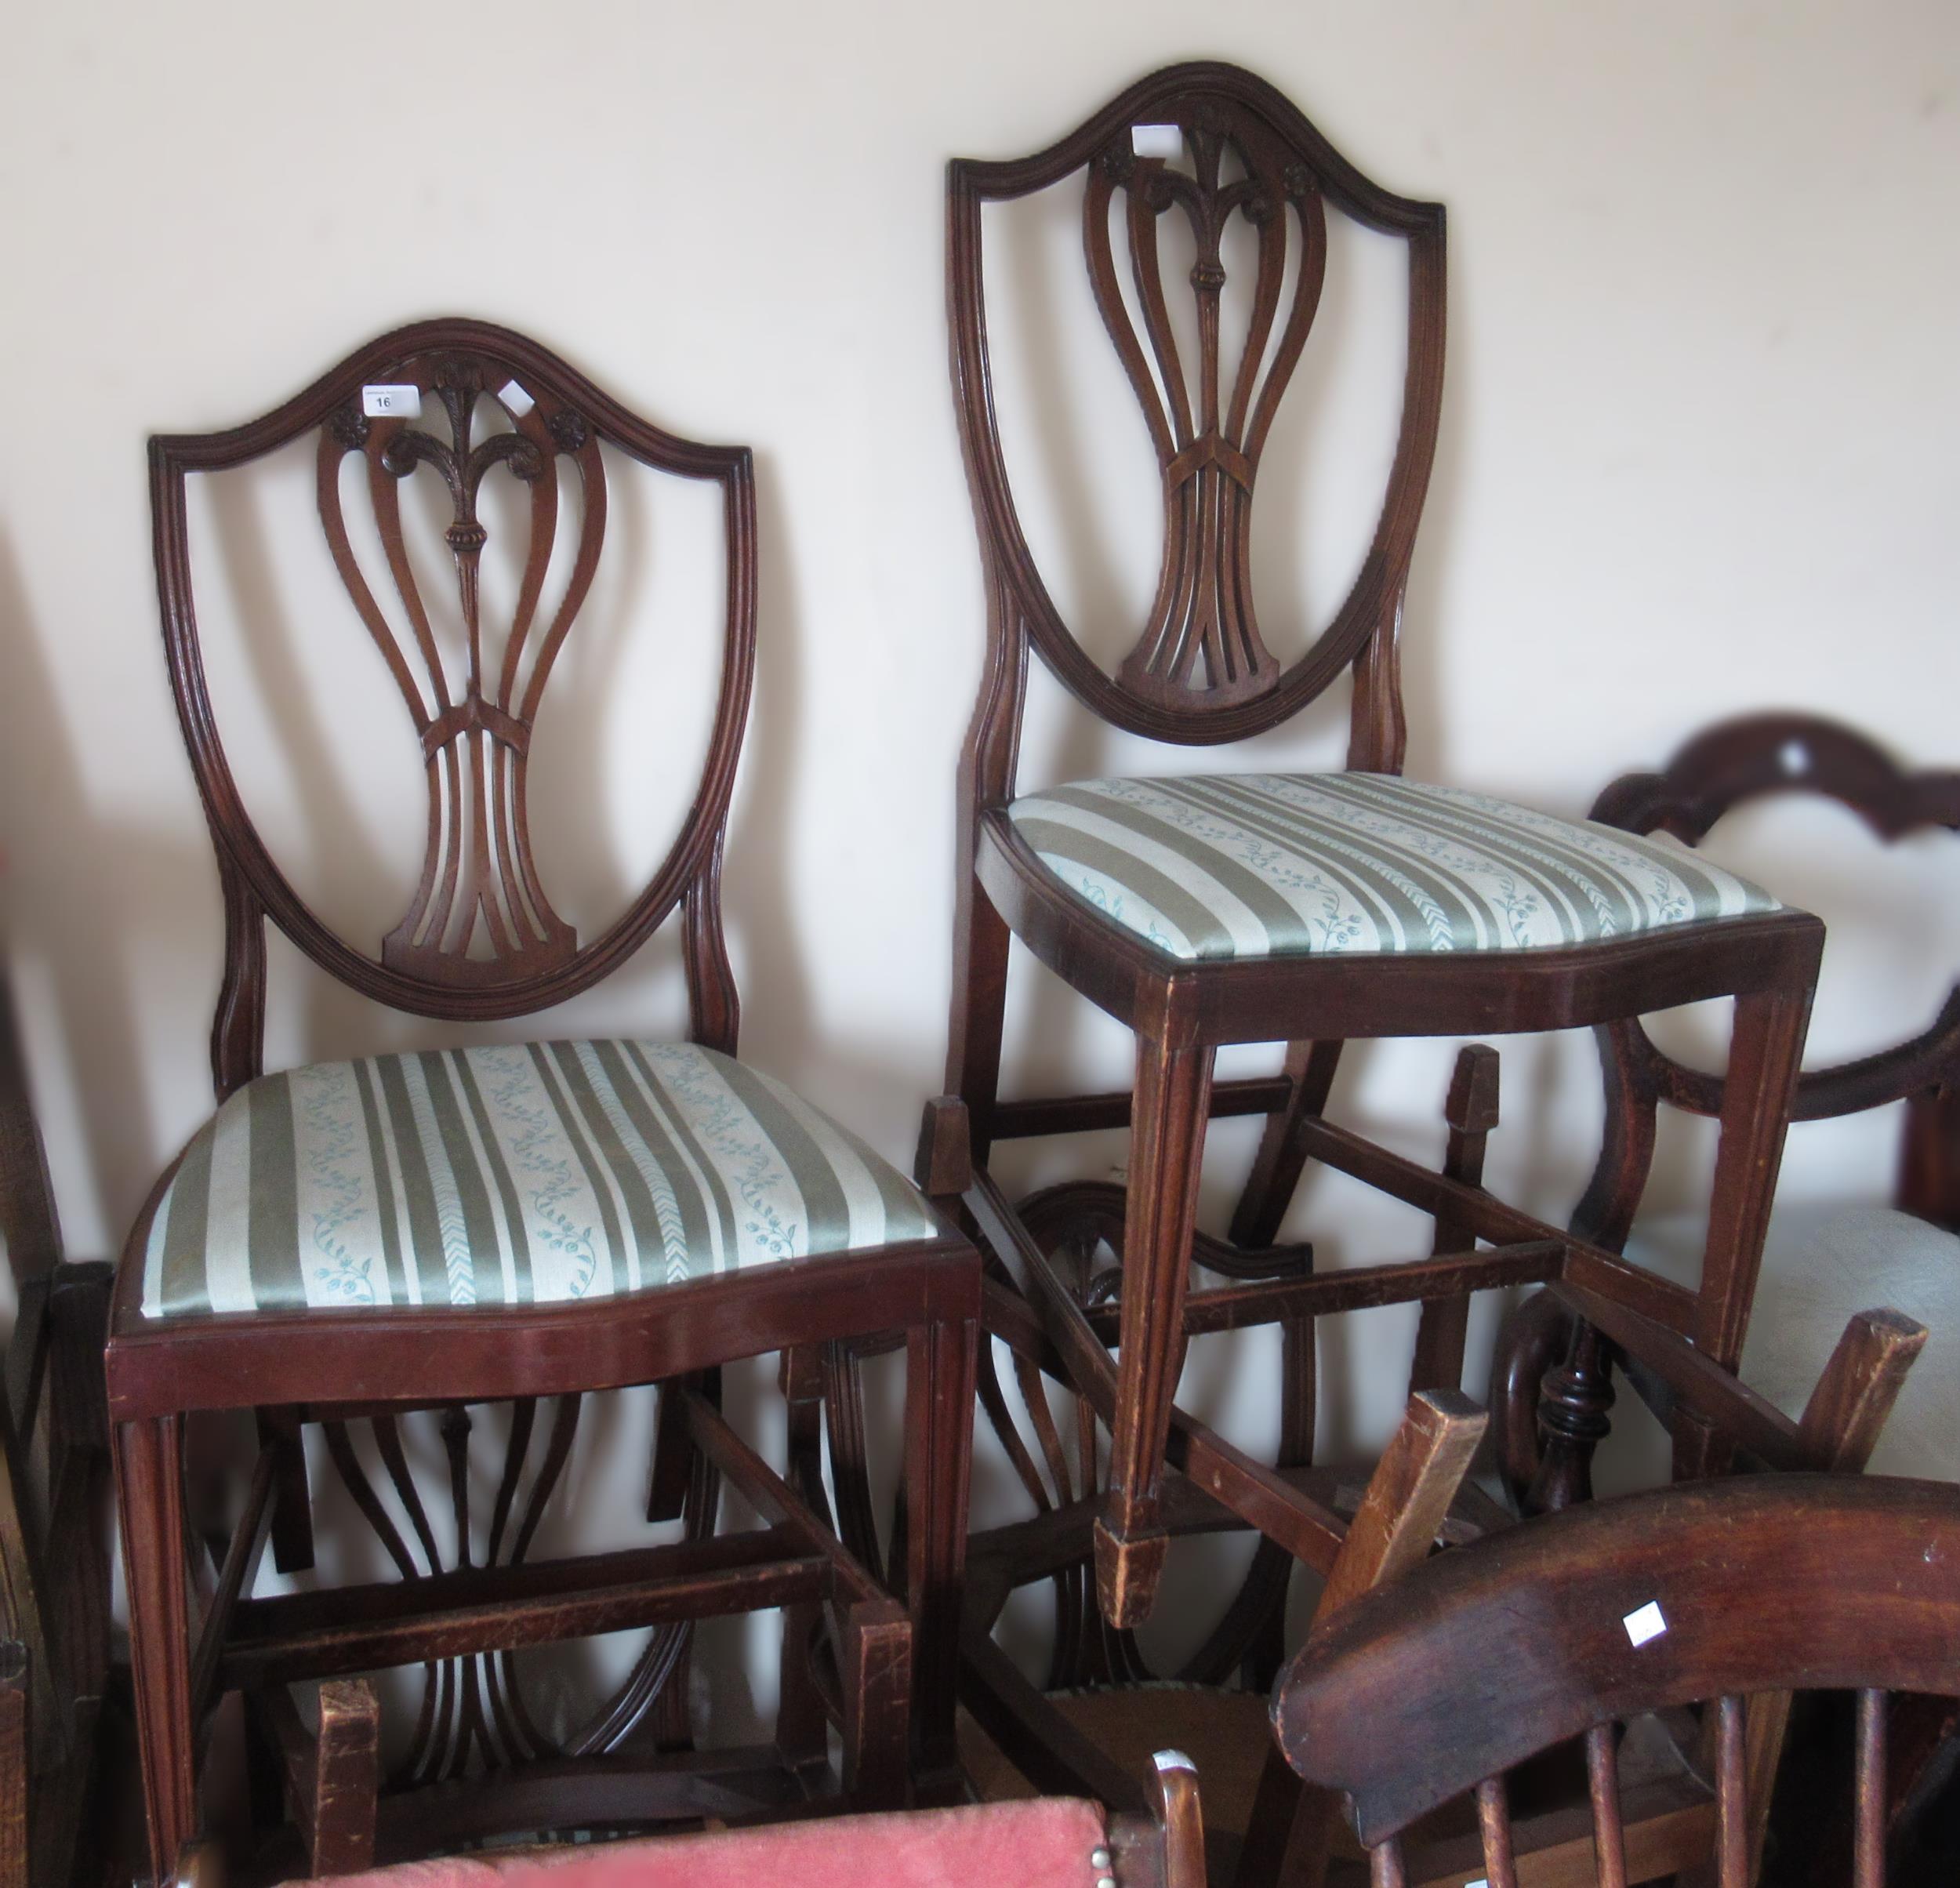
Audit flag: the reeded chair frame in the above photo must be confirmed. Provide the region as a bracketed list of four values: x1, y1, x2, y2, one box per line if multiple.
[940, 60, 1824, 1627]
[107, 321, 978, 1885]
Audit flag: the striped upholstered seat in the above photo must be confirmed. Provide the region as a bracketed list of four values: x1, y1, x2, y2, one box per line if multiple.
[1008, 773, 1779, 963]
[139, 1041, 940, 1320]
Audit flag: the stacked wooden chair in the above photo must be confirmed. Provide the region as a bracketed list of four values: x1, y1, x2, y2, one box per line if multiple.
[106, 323, 979, 1886]
[1274, 1472, 1960, 1888]
[939, 59, 1821, 1644]
[959, 1269, 1922, 1884]
[1499, 713, 1960, 1503]
[0, 975, 115, 1888]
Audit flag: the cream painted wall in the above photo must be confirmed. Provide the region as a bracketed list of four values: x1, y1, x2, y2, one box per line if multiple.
[2, 0, 1958, 1714]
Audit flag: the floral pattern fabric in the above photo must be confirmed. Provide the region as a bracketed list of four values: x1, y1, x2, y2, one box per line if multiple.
[140, 1041, 941, 1319]
[1007, 772, 1780, 961]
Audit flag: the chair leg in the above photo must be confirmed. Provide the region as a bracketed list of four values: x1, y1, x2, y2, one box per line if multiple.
[945, 880, 1011, 1165]
[775, 1349, 833, 1790]
[1229, 1040, 1343, 1249]
[256, 1409, 314, 1574]
[905, 1311, 975, 1788]
[1095, 1035, 1214, 1629]
[114, 1414, 196, 1888]
[1683, 985, 1811, 1476]
[840, 1597, 911, 1810]
[0, 1643, 26, 1888]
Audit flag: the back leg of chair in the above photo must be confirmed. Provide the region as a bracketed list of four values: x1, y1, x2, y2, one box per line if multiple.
[1681, 986, 1813, 1475]
[1229, 1040, 1345, 1251]
[255, 1409, 314, 1574]
[1232, 1390, 1487, 1888]
[946, 865, 1014, 1167]
[1409, 1047, 1501, 1395]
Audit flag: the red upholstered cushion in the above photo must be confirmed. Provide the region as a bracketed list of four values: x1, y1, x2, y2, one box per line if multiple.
[289, 1799, 1112, 1888]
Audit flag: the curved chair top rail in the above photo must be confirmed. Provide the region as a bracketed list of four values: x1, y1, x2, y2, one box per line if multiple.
[1591, 713, 1960, 1127]
[1272, 1472, 1960, 1847]
[151, 318, 757, 1096]
[948, 61, 1446, 753]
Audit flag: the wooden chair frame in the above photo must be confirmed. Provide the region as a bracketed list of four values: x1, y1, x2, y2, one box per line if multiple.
[1273, 1474, 1960, 1888]
[943, 60, 1821, 1628]
[951, 1170, 1920, 1888]
[106, 321, 980, 1886]
[1498, 713, 1960, 1506]
[0, 974, 115, 1888]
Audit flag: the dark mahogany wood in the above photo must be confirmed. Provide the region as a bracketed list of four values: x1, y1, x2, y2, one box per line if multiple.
[1273, 1476, 1960, 1886]
[943, 64, 1823, 1628]
[111, 321, 981, 1886]
[1497, 713, 1960, 1503]
[0, 971, 115, 1888]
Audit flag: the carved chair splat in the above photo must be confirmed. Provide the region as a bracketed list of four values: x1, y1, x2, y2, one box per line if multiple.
[109, 321, 980, 1886]
[942, 61, 1820, 1631]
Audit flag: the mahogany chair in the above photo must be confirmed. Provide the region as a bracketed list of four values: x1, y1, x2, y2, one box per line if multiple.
[0, 973, 115, 1888]
[962, 1254, 1923, 1886]
[1497, 713, 1960, 1508]
[106, 322, 979, 1886]
[941, 60, 1823, 1632]
[1272, 1474, 1960, 1888]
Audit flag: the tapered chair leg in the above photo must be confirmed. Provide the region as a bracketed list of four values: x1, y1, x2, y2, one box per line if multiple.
[840, 1598, 911, 1810]
[114, 1414, 196, 1888]
[1680, 985, 1811, 1477]
[1095, 1035, 1214, 1629]
[1229, 1040, 1344, 1250]
[906, 1311, 977, 1787]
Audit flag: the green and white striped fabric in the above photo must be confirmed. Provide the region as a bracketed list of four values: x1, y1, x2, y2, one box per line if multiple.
[139, 1040, 941, 1320]
[1008, 772, 1780, 962]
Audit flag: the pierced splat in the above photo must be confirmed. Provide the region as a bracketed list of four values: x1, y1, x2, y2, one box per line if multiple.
[318, 355, 604, 987]
[1087, 108, 1325, 708]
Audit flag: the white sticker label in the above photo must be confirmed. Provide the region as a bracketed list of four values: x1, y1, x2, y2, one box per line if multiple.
[361, 383, 421, 419]
[498, 379, 535, 416]
[1466, 1879, 1489, 1888]
[1131, 123, 1183, 159]
[1623, 1599, 1668, 1647]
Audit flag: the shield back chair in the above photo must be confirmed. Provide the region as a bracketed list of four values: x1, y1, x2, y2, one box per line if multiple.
[107, 321, 979, 1888]
[1498, 713, 1960, 1510]
[1272, 1472, 1960, 1888]
[0, 971, 115, 1888]
[939, 59, 1824, 1632]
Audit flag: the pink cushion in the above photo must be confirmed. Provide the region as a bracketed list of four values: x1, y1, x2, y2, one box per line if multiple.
[294, 1799, 1112, 1888]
